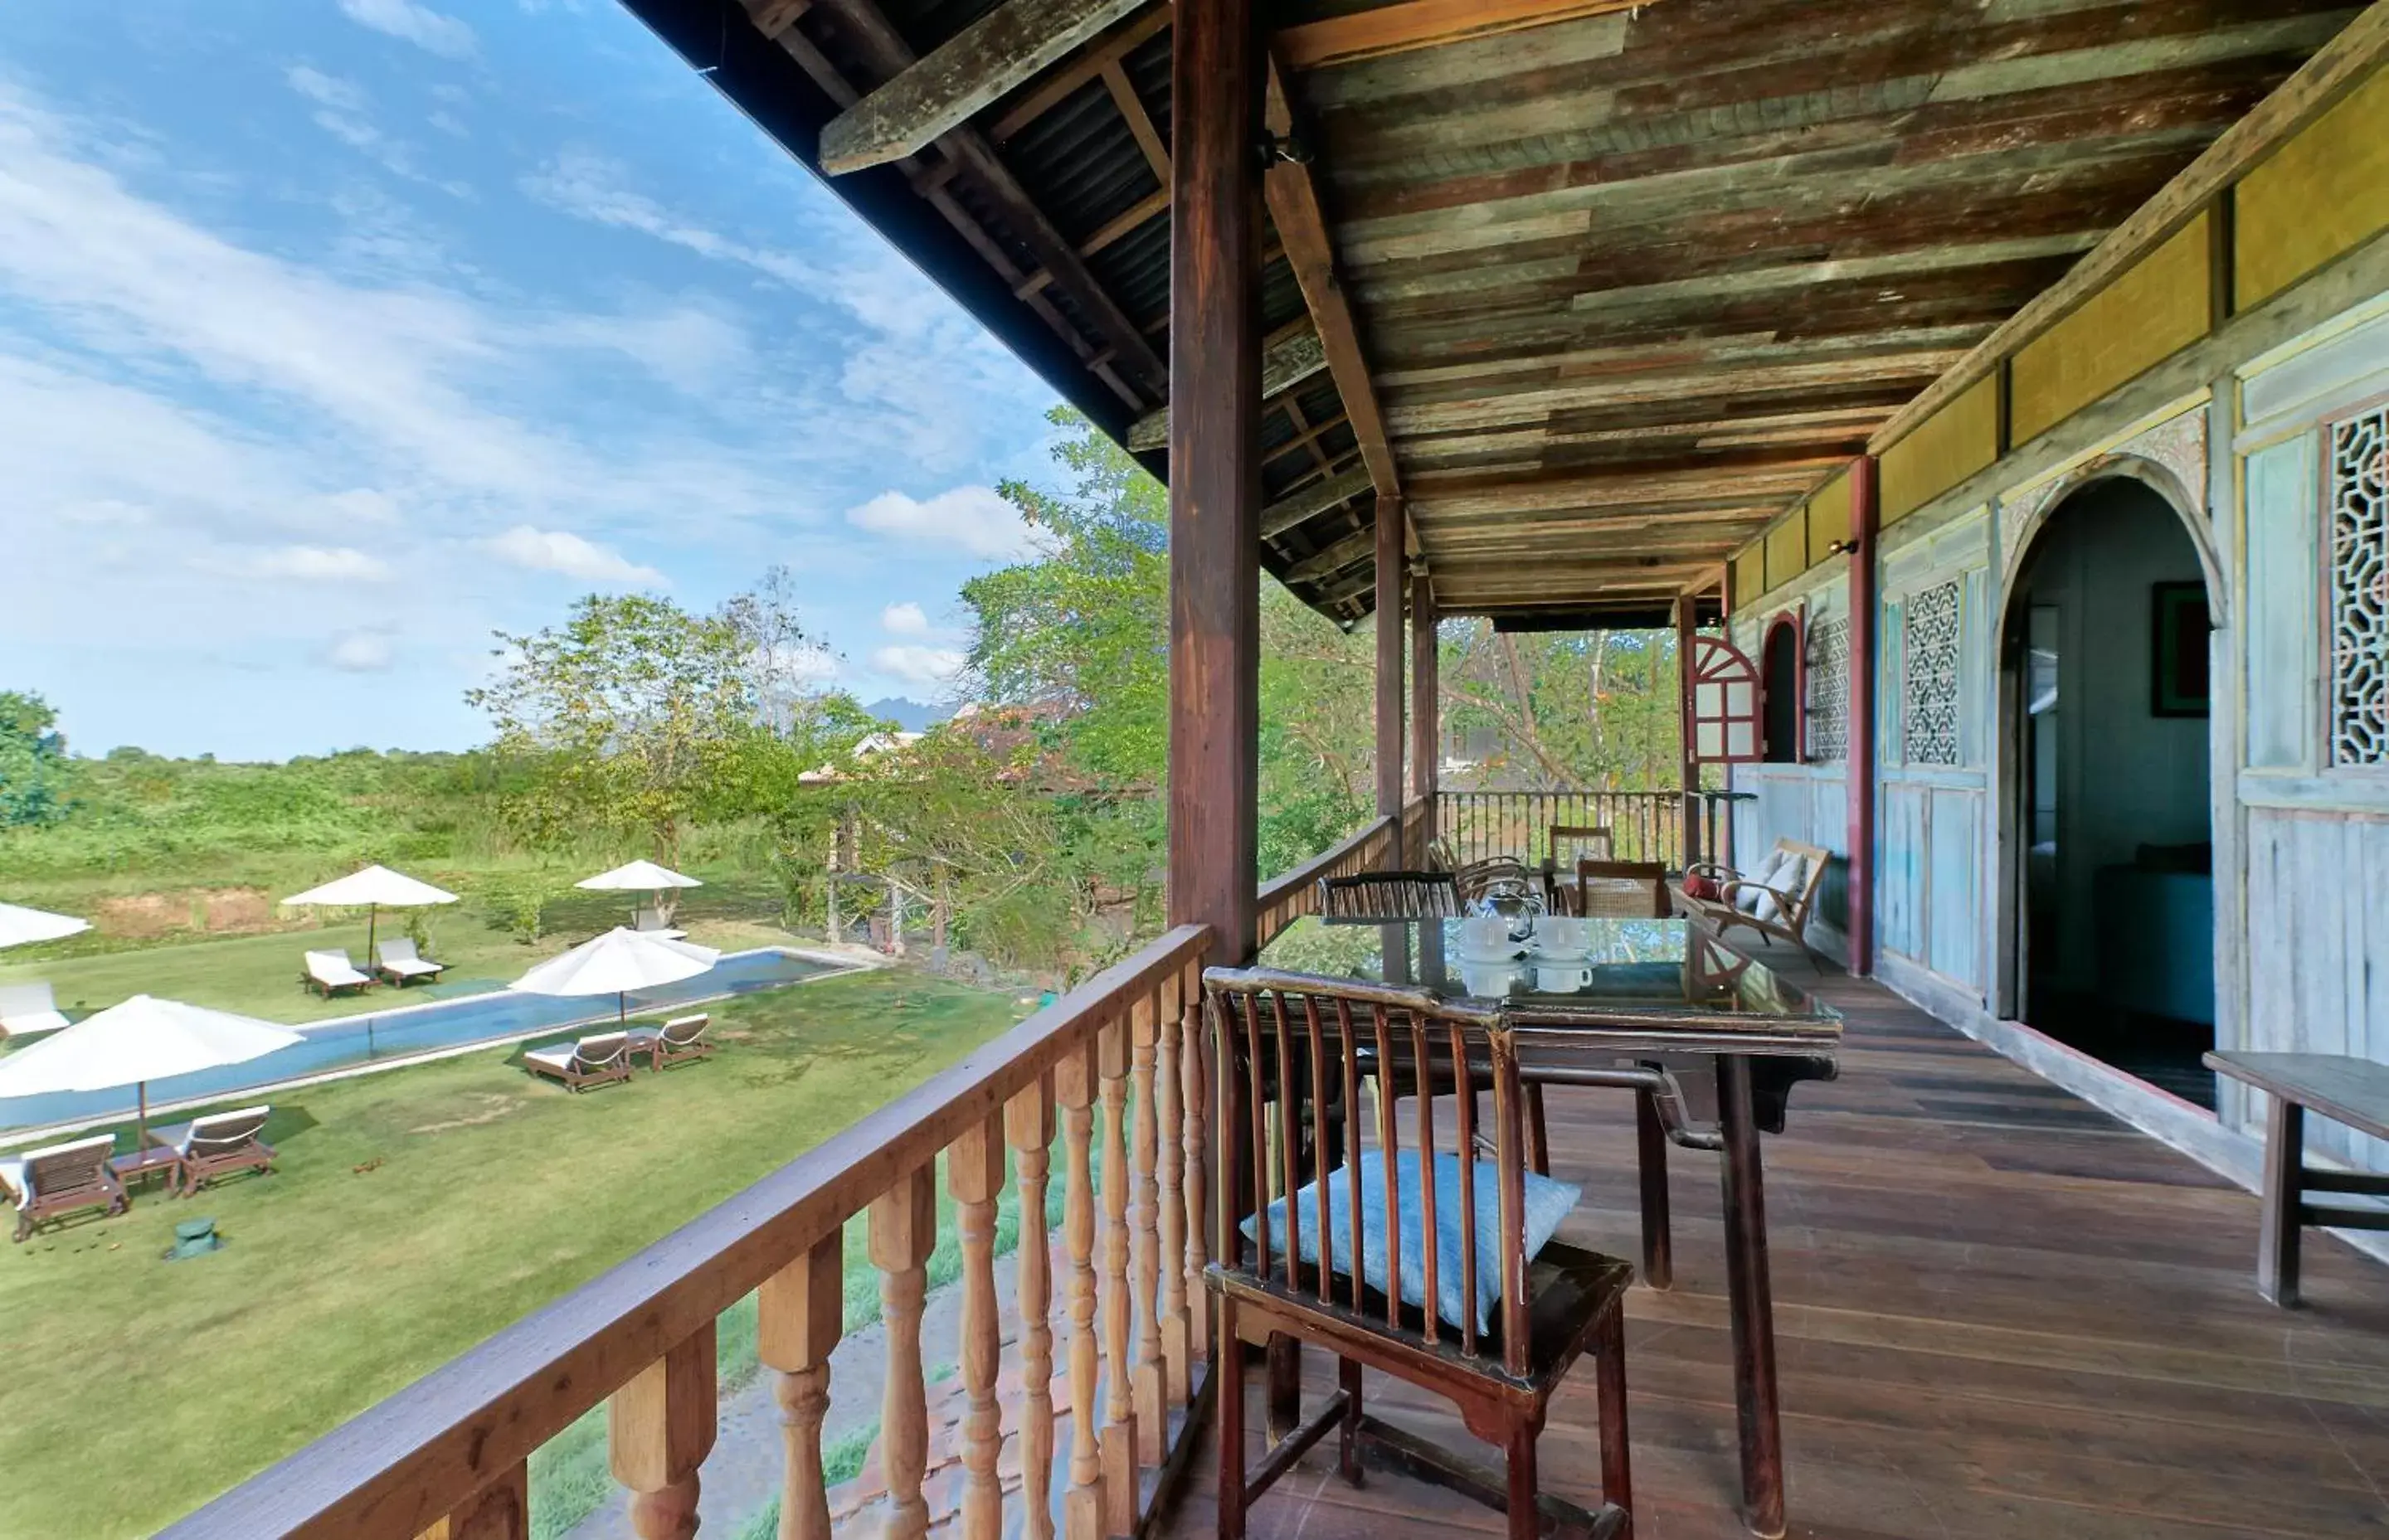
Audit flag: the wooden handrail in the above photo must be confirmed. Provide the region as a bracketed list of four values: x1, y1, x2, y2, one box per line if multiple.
[161, 923, 1214, 1540]
[1255, 812, 1405, 946]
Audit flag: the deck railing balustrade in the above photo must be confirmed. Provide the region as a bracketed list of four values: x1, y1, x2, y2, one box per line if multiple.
[1437, 789, 1715, 872]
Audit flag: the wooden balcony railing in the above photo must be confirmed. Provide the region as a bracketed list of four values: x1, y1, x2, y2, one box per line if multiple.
[1437, 789, 1710, 871]
[161, 923, 1219, 1540]
[161, 815, 1419, 1540]
[1253, 798, 1429, 948]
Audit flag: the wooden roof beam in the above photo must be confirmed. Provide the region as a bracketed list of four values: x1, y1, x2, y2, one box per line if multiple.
[810, 0, 1166, 400]
[990, 4, 1171, 142]
[1263, 53, 1404, 542]
[1277, 0, 1651, 70]
[819, 0, 1146, 173]
[1126, 323, 1327, 451]
[1261, 466, 1372, 541]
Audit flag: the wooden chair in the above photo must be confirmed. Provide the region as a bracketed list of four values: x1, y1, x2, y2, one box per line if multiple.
[1454, 855, 1531, 907]
[1547, 823, 1613, 872]
[3, 1134, 125, 1242]
[626, 1013, 713, 1071]
[301, 949, 373, 997]
[1680, 838, 1831, 964]
[1424, 836, 1457, 872]
[1203, 966, 1633, 1540]
[523, 1032, 635, 1092]
[1564, 859, 1671, 920]
[146, 1105, 275, 1195]
[1317, 871, 1461, 921]
[372, 939, 445, 986]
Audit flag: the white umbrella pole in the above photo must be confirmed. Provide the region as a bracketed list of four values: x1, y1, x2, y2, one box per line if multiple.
[367, 902, 379, 970]
[137, 1081, 148, 1149]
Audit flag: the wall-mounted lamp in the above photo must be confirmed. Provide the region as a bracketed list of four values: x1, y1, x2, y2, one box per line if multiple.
[1823, 537, 1864, 558]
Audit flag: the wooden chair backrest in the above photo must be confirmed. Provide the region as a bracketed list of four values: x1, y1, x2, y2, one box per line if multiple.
[1423, 836, 1457, 872]
[576, 1032, 630, 1069]
[304, 950, 356, 977]
[660, 1014, 710, 1046]
[1573, 859, 1671, 919]
[1453, 856, 1530, 905]
[1549, 823, 1613, 864]
[1317, 871, 1460, 921]
[0, 981, 57, 1018]
[1204, 966, 1535, 1376]
[378, 939, 423, 965]
[23, 1135, 114, 1197]
[188, 1107, 270, 1154]
[1763, 838, 1832, 928]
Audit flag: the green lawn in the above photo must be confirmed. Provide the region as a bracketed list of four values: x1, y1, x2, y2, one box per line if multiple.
[0, 911, 811, 1026]
[0, 965, 1032, 1540]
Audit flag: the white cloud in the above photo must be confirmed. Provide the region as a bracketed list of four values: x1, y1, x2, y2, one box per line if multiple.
[485, 526, 664, 585]
[543, 305, 748, 396]
[253, 545, 392, 582]
[870, 644, 968, 692]
[880, 601, 930, 635]
[845, 487, 1039, 561]
[523, 152, 817, 289]
[325, 629, 397, 672]
[338, 0, 478, 58]
[285, 66, 368, 116]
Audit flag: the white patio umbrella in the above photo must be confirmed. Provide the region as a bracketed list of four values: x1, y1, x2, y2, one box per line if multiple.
[281, 864, 459, 967]
[0, 901, 90, 950]
[575, 860, 703, 927]
[508, 927, 720, 1025]
[0, 994, 303, 1144]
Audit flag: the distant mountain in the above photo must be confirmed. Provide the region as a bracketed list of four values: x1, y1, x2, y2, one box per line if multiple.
[864, 697, 947, 731]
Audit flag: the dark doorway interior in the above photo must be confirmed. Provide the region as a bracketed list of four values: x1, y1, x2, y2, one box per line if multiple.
[2008, 479, 2216, 1107]
[1761, 619, 1799, 763]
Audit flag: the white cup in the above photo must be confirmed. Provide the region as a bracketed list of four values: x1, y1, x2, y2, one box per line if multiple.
[1460, 916, 1512, 959]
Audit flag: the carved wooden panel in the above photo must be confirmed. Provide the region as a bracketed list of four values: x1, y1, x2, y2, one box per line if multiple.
[2329, 405, 2389, 767]
[1903, 581, 1965, 767]
[1805, 616, 1850, 762]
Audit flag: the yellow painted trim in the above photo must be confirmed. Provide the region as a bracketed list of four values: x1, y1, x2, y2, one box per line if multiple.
[1881, 374, 2001, 524]
[2011, 211, 2212, 444]
[1765, 514, 1807, 593]
[1806, 471, 1852, 562]
[2236, 65, 2389, 307]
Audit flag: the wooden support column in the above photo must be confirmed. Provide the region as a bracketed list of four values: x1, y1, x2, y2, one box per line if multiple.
[1375, 493, 1406, 864]
[611, 1324, 718, 1540]
[1676, 595, 1701, 868]
[759, 1233, 843, 1540]
[1846, 454, 1881, 978]
[1409, 567, 1438, 818]
[1165, 0, 1263, 964]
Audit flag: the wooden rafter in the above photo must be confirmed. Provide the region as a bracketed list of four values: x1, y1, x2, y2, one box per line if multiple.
[1276, 395, 1336, 475]
[1263, 54, 1404, 536]
[1126, 324, 1326, 451]
[810, 0, 1166, 400]
[1277, 0, 1651, 70]
[989, 4, 1170, 142]
[818, 0, 1145, 173]
[1260, 466, 1372, 541]
[1099, 60, 1170, 182]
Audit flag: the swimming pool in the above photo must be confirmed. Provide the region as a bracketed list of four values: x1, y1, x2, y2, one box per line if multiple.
[0, 947, 849, 1138]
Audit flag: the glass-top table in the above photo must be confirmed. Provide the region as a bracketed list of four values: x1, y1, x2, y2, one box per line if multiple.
[1248, 911, 1839, 1536]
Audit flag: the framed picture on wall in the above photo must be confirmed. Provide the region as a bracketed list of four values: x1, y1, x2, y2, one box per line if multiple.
[2151, 581, 2211, 717]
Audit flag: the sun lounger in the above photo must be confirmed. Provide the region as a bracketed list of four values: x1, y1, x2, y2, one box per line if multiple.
[0, 981, 69, 1038]
[523, 1032, 635, 1092]
[3, 1134, 124, 1242]
[301, 949, 373, 997]
[626, 1013, 712, 1071]
[144, 1105, 275, 1195]
[373, 938, 446, 987]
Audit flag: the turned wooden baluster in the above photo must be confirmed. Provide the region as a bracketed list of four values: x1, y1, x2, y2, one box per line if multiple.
[1009, 1076, 1058, 1540]
[758, 1232, 843, 1540]
[611, 1323, 717, 1540]
[413, 1464, 528, 1540]
[1056, 1037, 1105, 1540]
[1130, 989, 1165, 1463]
[1156, 971, 1193, 1406]
[951, 1111, 1007, 1540]
[1179, 962, 1210, 1361]
[1097, 1016, 1140, 1535]
[872, 1165, 937, 1540]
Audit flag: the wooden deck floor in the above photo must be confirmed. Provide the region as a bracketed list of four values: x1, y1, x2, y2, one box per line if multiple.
[1161, 967, 2389, 1539]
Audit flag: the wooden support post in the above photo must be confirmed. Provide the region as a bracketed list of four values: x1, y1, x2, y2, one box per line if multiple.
[1166, 0, 1263, 968]
[759, 1233, 843, 1540]
[1375, 493, 1406, 865]
[871, 1166, 938, 1540]
[413, 1464, 528, 1540]
[1846, 454, 1881, 977]
[950, 1113, 1008, 1540]
[1008, 1076, 1060, 1540]
[1098, 1016, 1141, 1533]
[1676, 594, 1701, 869]
[611, 1324, 718, 1540]
[1056, 1038, 1105, 1540]
[1410, 569, 1438, 816]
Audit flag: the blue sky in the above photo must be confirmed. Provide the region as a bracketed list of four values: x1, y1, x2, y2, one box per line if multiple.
[0, 0, 1067, 760]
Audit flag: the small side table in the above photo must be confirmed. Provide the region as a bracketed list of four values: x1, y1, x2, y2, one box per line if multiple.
[109, 1146, 185, 1198]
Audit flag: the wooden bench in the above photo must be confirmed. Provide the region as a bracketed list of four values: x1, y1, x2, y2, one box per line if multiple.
[2204, 1051, 2389, 1306]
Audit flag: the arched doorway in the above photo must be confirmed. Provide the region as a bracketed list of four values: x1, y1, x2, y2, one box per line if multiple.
[1760, 615, 1800, 763]
[1998, 476, 2216, 1104]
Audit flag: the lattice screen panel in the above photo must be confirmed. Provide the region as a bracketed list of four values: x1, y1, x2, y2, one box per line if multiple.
[2331, 406, 2389, 766]
[1805, 617, 1850, 761]
[1904, 581, 1963, 766]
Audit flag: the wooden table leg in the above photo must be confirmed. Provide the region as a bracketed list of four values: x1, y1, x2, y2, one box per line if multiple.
[1718, 1055, 1783, 1538]
[2259, 1096, 2305, 1308]
[1635, 1087, 1671, 1290]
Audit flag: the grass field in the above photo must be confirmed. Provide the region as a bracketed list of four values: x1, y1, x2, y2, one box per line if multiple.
[0, 964, 1033, 1540]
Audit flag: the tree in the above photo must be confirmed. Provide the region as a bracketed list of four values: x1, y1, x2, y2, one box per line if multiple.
[466, 587, 838, 865]
[0, 691, 71, 828]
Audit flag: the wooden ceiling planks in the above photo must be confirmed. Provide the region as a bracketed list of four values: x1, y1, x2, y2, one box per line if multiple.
[650, 0, 2355, 623]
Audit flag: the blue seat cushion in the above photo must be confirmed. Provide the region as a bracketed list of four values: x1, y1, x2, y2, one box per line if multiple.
[1241, 1148, 1583, 1334]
